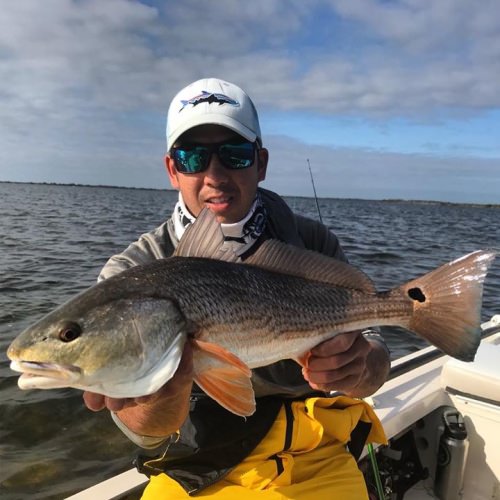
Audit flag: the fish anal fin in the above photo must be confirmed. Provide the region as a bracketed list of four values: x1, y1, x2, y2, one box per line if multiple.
[296, 351, 311, 368]
[192, 339, 255, 417]
[246, 239, 376, 293]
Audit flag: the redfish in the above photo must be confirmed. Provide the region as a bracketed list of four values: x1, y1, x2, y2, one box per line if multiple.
[7, 209, 496, 416]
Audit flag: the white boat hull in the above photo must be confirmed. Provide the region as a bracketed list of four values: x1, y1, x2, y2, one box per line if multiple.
[364, 315, 500, 499]
[68, 316, 500, 500]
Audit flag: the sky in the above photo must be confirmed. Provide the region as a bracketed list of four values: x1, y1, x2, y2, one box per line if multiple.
[0, 0, 499, 203]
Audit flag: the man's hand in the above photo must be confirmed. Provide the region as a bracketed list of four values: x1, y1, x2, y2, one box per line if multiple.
[83, 343, 194, 437]
[302, 331, 390, 397]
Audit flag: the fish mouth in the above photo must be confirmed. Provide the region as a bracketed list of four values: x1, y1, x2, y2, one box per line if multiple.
[10, 360, 82, 390]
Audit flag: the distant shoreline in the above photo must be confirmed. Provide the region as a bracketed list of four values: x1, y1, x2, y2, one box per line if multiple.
[1, 180, 498, 208]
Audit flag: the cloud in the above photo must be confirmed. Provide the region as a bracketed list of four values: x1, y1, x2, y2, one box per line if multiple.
[1, 0, 499, 121]
[0, 0, 498, 203]
[263, 135, 499, 203]
[330, 0, 500, 52]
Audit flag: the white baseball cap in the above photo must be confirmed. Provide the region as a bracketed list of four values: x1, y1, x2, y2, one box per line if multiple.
[166, 78, 262, 151]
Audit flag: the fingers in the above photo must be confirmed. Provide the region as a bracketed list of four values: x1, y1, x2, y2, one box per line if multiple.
[303, 331, 370, 392]
[82, 391, 106, 411]
[303, 356, 365, 392]
[309, 331, 360, 360]
[307, 332, 366, 371]
[82, 342, 194, 411]
[83, 391, 135, 412]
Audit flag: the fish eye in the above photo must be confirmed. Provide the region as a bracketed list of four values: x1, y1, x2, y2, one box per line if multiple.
[59, 322, 82, 342]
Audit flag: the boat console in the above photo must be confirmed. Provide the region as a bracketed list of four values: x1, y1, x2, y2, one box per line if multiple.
[441, 339, 500, 406]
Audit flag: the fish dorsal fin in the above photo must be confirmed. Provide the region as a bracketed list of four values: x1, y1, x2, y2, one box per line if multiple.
[175, 208, 375, 292]
[246, 239, 376, 292]
[174, 208, 241, 262]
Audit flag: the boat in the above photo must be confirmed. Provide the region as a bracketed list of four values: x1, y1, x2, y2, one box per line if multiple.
[361, 314, 500, 500]
[67, 315, 500, 500]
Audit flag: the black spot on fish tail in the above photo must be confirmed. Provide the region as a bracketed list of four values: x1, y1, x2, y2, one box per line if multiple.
[408, 287, 426, 303]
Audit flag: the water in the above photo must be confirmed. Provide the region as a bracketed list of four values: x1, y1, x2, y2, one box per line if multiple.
[0, 182, 498, 499]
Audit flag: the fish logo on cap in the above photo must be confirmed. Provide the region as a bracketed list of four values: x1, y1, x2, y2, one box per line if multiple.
[179, 91, 239, 111]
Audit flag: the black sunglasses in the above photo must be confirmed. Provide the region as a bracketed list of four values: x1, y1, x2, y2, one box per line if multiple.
[171, 140, 256, 174]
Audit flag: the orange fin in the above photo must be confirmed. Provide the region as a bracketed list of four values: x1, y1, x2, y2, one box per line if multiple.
[402, 249, 497, 361]
[192, 339, 255, 417]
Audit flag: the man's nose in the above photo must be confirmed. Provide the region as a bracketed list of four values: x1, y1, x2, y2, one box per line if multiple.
[204, 152, 229, 183]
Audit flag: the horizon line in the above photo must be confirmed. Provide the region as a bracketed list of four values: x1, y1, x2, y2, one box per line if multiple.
[1, 180, 498, 208]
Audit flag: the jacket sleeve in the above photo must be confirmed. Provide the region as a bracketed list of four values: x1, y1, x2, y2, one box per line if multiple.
[294, 214, 347, 262]
[98, 220, 175, 281]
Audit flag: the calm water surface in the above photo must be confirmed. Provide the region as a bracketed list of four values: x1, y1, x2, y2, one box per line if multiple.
[0, 183, 498, 499]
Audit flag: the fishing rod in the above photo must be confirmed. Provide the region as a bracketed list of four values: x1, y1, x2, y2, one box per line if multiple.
[307, 157, 384, 498]
[306, 158, 323, 224]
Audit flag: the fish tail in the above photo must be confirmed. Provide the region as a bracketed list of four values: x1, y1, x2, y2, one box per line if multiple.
[399, 249, 497, 361]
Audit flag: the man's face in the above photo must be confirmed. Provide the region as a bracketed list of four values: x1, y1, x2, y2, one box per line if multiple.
[166, 125, 268, 224]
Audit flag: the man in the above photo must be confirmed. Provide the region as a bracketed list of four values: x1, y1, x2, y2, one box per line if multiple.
[84, 78, 390, 499]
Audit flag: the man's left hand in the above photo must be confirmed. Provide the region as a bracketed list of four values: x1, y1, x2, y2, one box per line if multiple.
[302, 330, 390, 397]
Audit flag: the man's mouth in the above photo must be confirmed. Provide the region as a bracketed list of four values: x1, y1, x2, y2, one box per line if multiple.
[205, 196, 233, 207]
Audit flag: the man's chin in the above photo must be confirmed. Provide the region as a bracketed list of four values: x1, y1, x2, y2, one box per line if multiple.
[205, 202, 235, 223]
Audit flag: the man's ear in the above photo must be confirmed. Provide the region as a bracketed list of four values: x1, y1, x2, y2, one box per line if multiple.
[257, 148, 268, 182]
[165, 155, 180, 189]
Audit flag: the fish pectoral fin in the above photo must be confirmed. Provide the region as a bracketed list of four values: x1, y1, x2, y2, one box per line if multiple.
[192, 339, 255, 417]
[194, 367, 256, 418]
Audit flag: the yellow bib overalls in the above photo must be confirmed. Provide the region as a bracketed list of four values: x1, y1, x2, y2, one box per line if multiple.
[142, 396, 386, 499]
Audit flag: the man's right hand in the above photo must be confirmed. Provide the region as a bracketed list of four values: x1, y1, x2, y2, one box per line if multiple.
[83, 342, 194, 438]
